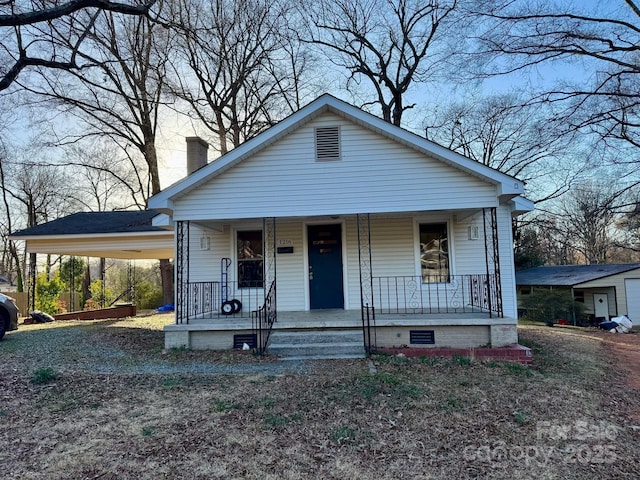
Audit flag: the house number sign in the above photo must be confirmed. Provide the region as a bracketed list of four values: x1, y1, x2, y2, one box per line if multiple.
[277, 239, 294, 254]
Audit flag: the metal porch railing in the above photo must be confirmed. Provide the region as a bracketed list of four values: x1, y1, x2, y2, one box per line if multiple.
[373, 274, 503, 317]
[362, 303, 376, 355]
[252, 281, 277, 355]
[177, 281, 265, 324]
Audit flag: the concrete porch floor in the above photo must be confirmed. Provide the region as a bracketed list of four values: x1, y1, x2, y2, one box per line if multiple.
[167, 309, 516, 332]
[164, 309, 519, 351]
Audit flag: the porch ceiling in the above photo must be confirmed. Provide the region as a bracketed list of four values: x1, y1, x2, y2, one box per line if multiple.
[185, 208, 486, 225]
[13, 233, 174, 260]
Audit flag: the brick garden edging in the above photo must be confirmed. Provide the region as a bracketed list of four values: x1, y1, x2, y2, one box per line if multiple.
[52, 304, 137, 321]
[377, 344, 533, 365]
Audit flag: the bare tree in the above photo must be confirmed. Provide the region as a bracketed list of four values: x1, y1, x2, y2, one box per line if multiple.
[555, 181, 635, 264]
[302, 0, 459, 126]
[473, 1, 640, 154]
[0, 146, 22, 290]
[63, 141, 145, 211]
[424, 93, 595, 206]
[0, 94, 21, 288]
[25, 6, 171, 200]
[1, 156, 76, 307]
[19, 5, 174, 301]
[168, 0, 308, 154]
[0, 0, 157, 91]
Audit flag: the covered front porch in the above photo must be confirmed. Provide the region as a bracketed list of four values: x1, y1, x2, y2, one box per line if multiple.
[165, 307, 516, 353]
[168, 210, 514, 354]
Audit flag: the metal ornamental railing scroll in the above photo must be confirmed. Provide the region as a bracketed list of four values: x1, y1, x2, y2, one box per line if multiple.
[372, 274, 502, 317]
[252, 280, 277, 355]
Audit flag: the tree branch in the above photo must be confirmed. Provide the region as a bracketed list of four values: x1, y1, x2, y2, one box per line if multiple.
[0, 0, 156, 27]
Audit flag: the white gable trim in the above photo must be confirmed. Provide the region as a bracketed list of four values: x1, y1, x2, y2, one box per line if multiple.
[510, 196, 535, 216]
[149, 94, 525, 212]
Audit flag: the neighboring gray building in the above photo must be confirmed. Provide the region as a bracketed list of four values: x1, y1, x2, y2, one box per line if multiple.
[516, 264, 640, 322]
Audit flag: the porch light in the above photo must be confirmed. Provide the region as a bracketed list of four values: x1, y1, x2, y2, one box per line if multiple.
[468, 225, 479, 241]
[200, 232, 210, 250]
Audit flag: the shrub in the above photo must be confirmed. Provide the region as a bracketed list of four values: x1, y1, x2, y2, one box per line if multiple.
[520, 289, 585, 326]
[59, 257, 86, 293]
[84, 298, 102, 311]
[31, 367, 58, 384]
[89, 280, 112, 307]
[35, 272, 65, 314]
[135, 280, 163, 309]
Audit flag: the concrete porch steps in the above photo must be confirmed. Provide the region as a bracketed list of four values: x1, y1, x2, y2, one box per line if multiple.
[268, 329, 366, 360]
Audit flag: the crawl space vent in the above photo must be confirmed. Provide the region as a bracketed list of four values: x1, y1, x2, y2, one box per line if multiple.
[315, 126, 341, 161]
[410, 330, 435, 345]
[233, 333, 257, 349]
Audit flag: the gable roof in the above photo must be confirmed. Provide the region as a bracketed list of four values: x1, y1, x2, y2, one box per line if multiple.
[11, 210, 165, 237]
[516, 264, 640, 287]
[149, 94, 528, 213]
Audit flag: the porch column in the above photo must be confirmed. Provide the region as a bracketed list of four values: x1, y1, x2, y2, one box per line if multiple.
[357, 213, 375, 352]
[482, 208, 503, 317]
[263, 217, 276, 303]
[128, 260, 135, 304]
[356, 213, 374, 310]
[69, 256, 76, 311]
[175, 220, 190, 324]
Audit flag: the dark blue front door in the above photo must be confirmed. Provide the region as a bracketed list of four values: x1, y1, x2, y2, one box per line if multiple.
[308, 224, 344, 309]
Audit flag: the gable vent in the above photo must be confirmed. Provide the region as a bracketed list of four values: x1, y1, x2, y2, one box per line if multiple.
[315, 126, 341, 161]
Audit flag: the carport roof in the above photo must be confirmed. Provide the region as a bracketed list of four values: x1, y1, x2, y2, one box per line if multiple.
[516, 264, 640, 287]
[11, 210, 165, 236]
[10, 210, 174, 260]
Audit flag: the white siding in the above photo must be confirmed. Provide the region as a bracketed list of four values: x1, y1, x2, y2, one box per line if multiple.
[186, 224, 230, 282]
[625, 279, 640, 320]
[577, 268, 640, 317]
[271, 221, 306, 311]
[453, 214, 487, 275]
[189, 214, 501, 312]
[173, 113, 499, 221]
[496, 205, 518, 318]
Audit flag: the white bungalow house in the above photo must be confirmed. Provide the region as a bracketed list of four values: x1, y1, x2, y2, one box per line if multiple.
[149, 94, 534, 357]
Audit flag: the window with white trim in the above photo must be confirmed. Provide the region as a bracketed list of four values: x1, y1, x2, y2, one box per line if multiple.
[237, 230, 263, 288]
[419, 223, 449, 283]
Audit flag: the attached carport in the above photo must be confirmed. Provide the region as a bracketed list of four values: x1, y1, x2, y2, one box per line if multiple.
[9, 210, 174, 312]
[10, 210, 174, 260]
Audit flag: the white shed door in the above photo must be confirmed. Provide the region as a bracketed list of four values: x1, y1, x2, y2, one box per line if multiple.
[593, 293, 609, 320]
[625, 279, 640, 321]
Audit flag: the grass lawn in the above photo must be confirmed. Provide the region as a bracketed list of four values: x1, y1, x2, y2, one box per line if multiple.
[0, 316, 638, 479]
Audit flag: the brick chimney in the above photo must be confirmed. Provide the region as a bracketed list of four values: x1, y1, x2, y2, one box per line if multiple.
[185, 137, 209, 175]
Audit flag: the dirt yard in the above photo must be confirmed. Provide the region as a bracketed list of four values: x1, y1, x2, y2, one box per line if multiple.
[1, 316, 639, 479]
[573, 327, 640, 421]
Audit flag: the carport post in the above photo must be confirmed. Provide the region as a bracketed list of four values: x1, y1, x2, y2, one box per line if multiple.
[571, 287, 576, 326]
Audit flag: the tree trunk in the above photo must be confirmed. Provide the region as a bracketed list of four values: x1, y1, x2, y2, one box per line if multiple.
[82, 260, 91, 305]
[8, 241, 23, 292]
[144, 138, 174, 307]
[100, 257, 106, 307]
[29, 252, 36, 312]
[159, 259, 174, 305]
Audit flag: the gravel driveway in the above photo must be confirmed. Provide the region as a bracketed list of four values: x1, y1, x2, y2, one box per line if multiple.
[1, 316, 316, 376]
